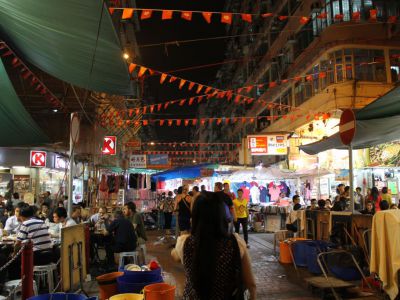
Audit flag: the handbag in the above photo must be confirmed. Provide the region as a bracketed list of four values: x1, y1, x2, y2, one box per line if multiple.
[231, 235, 246, 300]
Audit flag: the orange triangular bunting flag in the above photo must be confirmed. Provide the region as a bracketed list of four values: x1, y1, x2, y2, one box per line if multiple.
[157, 104, 162, 111]
[317, 12, 327, 19]
[179, 79, 186, 89]
[246, 86, 253, 93]
[241, 14, 252, 23]
[129, 63, 137, 74]
[122, 8, 134, 20]
[189, 98, 195, 105]
[184, 120, 190, 126]
[181, 11, 193, 21]
[162, 10, 173, 20]
[164, 102, 170, 109]
[176, 119, 182, 126]
[168, 120, 173, 126]
[141, 10, 153, 20]
[160, 120, 165, 126]
[109, 8, 115, 15]
[202, 12, 212, 23]
[179, 100, 186, 106]
[143, 106, 147, 114]
[150, 105, 155, 113]
[299, 16, 310, 25]
[262, 13, 273, 18]
[197, 96, 204, 103]
[192, 119, 198, 126]
[278, 16, 288, 21]
[369, 9, 377, 21]
[169, 76, 177, 83]
[205, 87, 212, 94]
[160, 73, 167, 84]
[143, 120, 148, 126]
[221, 13, 232, 24]
[138, 66, 147, 77]
[196, 85, 204, 94]
[188, 82, 195, 90]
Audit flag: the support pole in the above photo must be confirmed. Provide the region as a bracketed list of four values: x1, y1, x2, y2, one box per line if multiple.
[349, 144, 354, 213]
[68, 134, 74, 218]
[21, 242, 33, 300]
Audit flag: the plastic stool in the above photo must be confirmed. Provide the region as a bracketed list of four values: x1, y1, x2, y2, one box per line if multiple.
[33, 263, 58, 293]
[4, 279, 38, 300]
[118, 252, 139, 269]
[273, 230, 288, 256]
[138, 244, 147, 264]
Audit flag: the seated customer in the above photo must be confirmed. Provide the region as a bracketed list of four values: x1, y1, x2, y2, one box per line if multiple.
[71, 205, 82, 224]
[286, 203, 302, 232]
[37, 203, 51, 221]
[379, 200, 389, 211]
[361, 201, 375, 215]
[8, 204, 53, 279]
[4, 202, 25, 235]
[15, 205, 53, 265]
[317, 199, 329, 211]
[106, 210, 137, 264]
[51, 207, 77, 239]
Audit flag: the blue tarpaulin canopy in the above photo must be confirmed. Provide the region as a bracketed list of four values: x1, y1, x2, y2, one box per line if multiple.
[152, 164, 218, 181]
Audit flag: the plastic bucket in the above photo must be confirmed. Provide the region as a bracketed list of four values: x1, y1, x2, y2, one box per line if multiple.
[28, 295, 96, 300]
[96, 272, 124, 300]
[110, 294, 144, 300]
[305, 241, 329, 274]
[117, 274, 163, 294]
[279, 241, 292, 264]
[292, 240, 313, 267]
[143, 283, 175, 300]
[119, 268, 162, 281]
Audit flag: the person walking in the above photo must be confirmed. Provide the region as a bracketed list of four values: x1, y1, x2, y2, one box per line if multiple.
[368, 187, 382, 212]
[233, 189, 249, 248]
[162, 191, 175, 235]
[174, 185, 191, 234]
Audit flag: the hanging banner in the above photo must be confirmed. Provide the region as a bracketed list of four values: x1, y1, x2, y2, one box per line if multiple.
[248, 135, 288, 155]
[129, 155, 147, 168]
[125, 140, 141, 150]
[147, 154, 170, 169]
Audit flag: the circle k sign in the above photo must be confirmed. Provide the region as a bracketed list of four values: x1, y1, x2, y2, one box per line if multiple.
[30, 151, 47, 167]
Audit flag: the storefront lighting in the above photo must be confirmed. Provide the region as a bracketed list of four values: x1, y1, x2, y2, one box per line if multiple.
[53, 109, 58, 113]
[12, 166, 27, 169]
[123, 52, 130, 60]
[0, 167, 9, 170]
[150, 142, 155, 146]
[193, 160, 196, 163]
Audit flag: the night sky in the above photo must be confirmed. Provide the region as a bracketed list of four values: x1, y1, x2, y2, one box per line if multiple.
[135, 0, 228, 142]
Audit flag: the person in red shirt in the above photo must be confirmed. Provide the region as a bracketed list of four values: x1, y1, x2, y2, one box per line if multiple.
[368, 187, 382, 212]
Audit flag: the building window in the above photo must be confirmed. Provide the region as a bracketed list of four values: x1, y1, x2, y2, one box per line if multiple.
[389, 49, 400, 83]
[354, 49, 386, 82]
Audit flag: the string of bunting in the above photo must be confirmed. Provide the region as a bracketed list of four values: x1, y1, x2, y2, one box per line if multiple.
[0, 42, 65, 111]
[101, 112, 331, 128]
[132, 150, 233, 154]
[142, 142, 241, 146]
[109, 6, 398, 26]
[118, 56, 390, 118]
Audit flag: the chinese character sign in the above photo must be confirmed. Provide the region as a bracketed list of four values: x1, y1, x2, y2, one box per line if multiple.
[129, 155, 147, 168]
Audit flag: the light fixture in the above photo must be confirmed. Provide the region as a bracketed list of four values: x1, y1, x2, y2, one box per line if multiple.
[150, 142, 155, 146]
[255, 161, 263, 170]
[123, 52, 130, 60]
[53, 109, 58, 113]
[193, 160, 196, 163]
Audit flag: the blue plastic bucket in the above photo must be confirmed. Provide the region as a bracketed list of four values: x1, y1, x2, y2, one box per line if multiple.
[117, 268, 162, 281]
[292, 240, 315, 267]
[117, 274, 163, 293]
[329, 266, 362, 281]
[28, 294, 97, 300]
[305, 241, 329, 274]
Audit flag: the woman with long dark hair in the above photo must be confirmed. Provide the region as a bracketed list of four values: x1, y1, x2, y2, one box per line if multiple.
[368, 187, 382, 212]
[171, 192, 256, 299]
[174, 185, 192, 234]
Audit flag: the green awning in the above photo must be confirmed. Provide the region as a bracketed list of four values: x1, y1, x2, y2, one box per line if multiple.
[0, 58, 50, 146]
[0, 0, 133, 95]
[356, 85, 400, 120]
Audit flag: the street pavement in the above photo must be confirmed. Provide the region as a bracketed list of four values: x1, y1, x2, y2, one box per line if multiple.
[146, 231, 319, 299]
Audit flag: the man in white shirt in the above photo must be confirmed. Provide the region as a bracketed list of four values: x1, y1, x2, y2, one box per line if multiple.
[51, 207, 76, 239]
[4, 202, 24, 234]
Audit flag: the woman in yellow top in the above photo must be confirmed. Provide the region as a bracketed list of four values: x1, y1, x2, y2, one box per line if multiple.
[233, 189, 250, 248]
[381, 187, 392, 206]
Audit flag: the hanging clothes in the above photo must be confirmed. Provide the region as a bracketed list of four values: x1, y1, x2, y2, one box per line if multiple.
[259, 186, 269, 203]
[129, 174, 138, 189]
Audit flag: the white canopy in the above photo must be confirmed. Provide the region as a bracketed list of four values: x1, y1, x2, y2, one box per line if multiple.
[228, 167, 295, 181]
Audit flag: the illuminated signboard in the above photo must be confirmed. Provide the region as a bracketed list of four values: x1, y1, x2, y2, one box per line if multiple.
[248, 135, 288, 156]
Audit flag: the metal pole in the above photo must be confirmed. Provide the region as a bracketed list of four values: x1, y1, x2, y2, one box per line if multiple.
[68, 115, 75, 218]
[349, 144, 354, 213]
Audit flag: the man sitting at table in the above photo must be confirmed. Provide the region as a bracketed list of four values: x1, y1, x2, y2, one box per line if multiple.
[90, 207, 113, 265]
[51, 207, 77, 239]
[4, 202, 25, 235]
[8, 204, 53, 279]
[106, 209, 137, 264]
